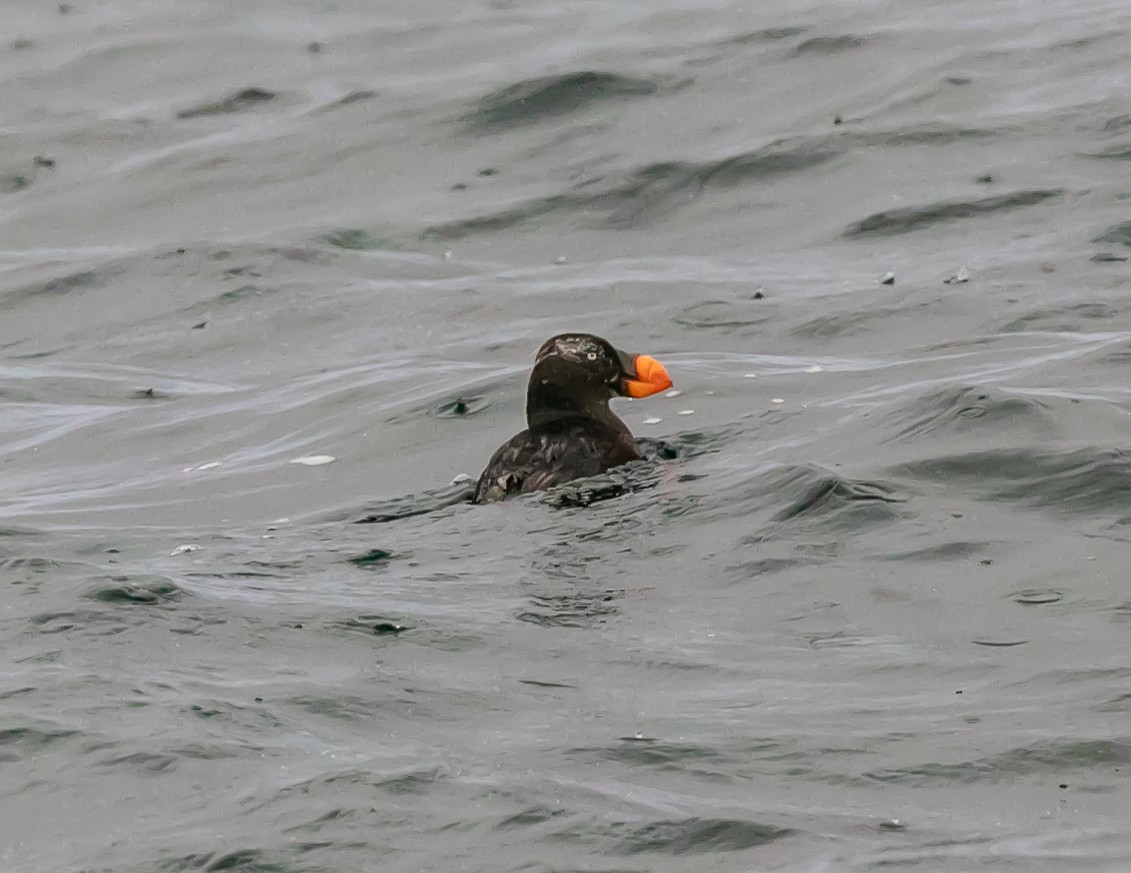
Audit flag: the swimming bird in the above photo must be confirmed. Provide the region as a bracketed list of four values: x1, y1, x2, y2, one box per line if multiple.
[473, 333, 672, 503]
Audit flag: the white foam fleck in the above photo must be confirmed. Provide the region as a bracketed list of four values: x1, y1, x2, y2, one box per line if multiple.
[289, 455, 336, 466]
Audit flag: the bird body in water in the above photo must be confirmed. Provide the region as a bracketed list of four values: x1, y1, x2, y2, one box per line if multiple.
[473, 334, 673, 503]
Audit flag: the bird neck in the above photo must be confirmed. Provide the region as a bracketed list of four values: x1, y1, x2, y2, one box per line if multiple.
[526, 379, 623, 433]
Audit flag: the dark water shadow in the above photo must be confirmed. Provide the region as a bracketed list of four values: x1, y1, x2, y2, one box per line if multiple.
[843, 189, 1062, 238]
[175, 87, 278, 119]
[466, 71, 665, 130]
[891, 446, 1131, 518]
[881, 384, 1055, 443]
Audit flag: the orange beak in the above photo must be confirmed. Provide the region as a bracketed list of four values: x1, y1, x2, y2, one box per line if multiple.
[623, 353, 673, 398]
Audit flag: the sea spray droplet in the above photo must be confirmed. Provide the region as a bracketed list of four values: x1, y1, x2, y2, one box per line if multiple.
[289, 455, 336, 466]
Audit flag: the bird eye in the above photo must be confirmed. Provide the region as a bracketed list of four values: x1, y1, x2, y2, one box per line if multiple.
[587, 351, 597, 361]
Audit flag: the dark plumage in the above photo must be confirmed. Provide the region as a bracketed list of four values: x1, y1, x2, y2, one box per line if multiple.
[473, 334, 673, 503]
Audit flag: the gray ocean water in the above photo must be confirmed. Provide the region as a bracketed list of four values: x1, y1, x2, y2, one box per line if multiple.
[4, 1, 1131, 870]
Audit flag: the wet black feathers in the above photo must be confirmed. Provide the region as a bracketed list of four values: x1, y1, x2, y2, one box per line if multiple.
[473, 417, 639, 503]
[472, 333, 652, 504]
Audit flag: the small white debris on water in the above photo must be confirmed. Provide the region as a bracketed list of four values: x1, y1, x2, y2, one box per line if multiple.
[643, 416, 663, 425]
[451, 473, 472, 484]
[678, 409, 695, 416]
[771, 398, 785, 404]
[442, 249, 453, 260]
[704, 390, 714, 396]
[743, 372, 757, 379]
[664, 389, 682, 398]
[806, 365, 824, 373]
[171, 544, 200, 556]
[555, 255, 567, 264]
[944, 267, 970, 284]
[289, 455, 336, 466]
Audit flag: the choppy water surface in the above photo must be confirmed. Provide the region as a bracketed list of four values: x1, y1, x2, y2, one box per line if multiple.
[4, 0, 1131, 870]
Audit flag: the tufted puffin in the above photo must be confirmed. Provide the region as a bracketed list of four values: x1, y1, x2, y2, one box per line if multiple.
[473, 334, 673, 503]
